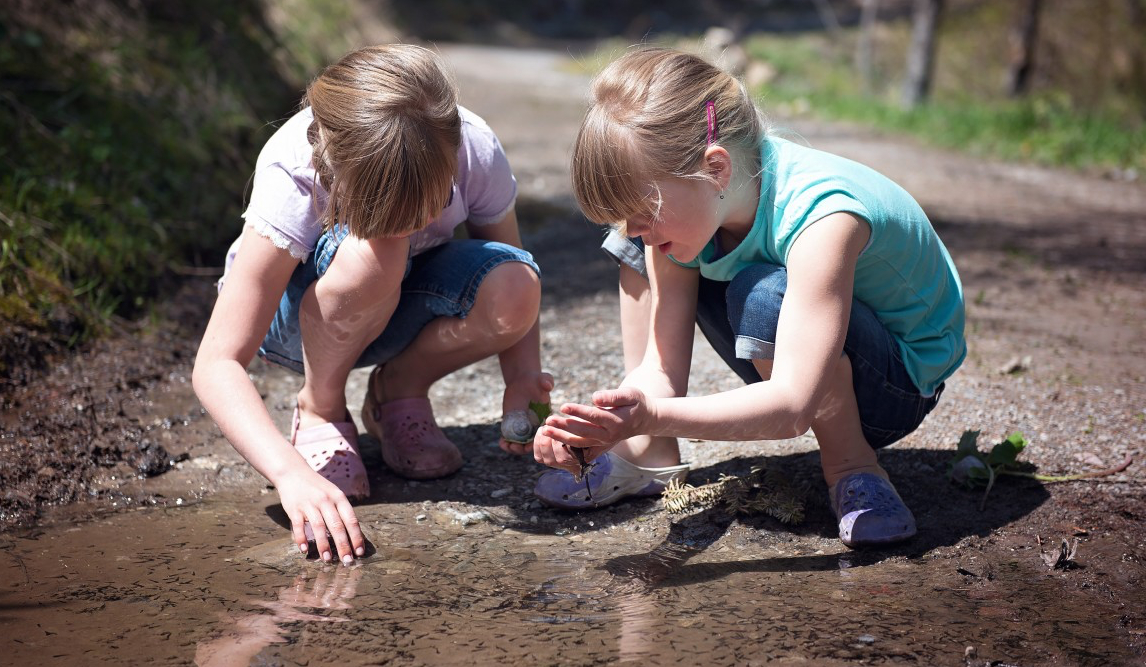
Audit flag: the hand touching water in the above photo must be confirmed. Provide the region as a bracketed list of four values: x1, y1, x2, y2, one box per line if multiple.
[275, 468, 366, 564]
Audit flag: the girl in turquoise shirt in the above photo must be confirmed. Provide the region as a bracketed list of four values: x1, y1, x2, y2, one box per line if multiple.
[534, 47, 965, 548]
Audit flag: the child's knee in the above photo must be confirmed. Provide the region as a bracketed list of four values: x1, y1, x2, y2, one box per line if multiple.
[477, 261, 540, 335]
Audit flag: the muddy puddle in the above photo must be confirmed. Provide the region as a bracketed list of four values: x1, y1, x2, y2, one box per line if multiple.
[1, 492, 1137, 666]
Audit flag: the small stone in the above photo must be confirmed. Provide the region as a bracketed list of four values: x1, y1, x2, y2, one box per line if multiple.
[857, 634, 875, 645]
[997, 355, 1032, 375]
[490, 488, 512, 499]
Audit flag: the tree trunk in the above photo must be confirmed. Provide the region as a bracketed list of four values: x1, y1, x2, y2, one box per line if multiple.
[902, 0, 944, 109]
[1005, 0, 1042, 97]
[811, 0, 842, 55]
[1129, 0, 1146, 104]
[855, 0, 881, 94]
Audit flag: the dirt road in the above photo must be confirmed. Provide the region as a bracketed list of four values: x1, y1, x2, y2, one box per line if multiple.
[3, 42, 1144, 664]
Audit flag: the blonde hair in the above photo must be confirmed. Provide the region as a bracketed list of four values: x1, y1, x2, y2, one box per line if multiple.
[572, 46, 766, 227]
[304, 44, 461, 238]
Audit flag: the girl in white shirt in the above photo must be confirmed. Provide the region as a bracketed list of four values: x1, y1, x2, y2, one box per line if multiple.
[194, 44, 550, 565]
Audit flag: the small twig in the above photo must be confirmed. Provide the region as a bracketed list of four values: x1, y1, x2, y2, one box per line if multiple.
[979, 465, 998, 511]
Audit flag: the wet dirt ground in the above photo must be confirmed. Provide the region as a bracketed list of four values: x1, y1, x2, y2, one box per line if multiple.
[2, 43, 1145, 666]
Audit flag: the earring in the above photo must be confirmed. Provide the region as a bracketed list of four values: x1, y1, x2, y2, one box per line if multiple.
[718, 191, 725, 200]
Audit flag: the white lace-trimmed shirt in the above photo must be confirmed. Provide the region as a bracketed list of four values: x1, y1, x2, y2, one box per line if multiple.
[221, 105, 517, 281]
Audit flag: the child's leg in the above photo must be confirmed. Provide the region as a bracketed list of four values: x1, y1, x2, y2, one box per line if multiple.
[750, 354, 883, 487]
[808, 354, 886, 484]
[723, 264, 935, 545]
[611, 264, 683, 468]
[354, 240, 540, 479]
[369, 259, 540, 400]
[295, 235, 408, 430]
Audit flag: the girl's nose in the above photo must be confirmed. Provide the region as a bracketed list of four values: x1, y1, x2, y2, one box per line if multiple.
[626, 215, 651, 236]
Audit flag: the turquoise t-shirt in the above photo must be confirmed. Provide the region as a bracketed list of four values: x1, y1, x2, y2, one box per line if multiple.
[676, 136, 965, 395]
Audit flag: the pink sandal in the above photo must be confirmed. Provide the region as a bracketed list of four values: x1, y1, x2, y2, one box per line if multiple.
[361, 368, 462, 479]
[290, 408, 370, 500]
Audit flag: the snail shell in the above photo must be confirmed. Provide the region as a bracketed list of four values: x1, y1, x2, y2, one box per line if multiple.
[500, 409, 541, 443]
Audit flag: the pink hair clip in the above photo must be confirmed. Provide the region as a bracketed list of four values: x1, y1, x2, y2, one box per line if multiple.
[705, 100, 718, 145]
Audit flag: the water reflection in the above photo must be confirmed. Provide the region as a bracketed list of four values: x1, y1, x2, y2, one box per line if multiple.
[194, 566, 362, 667]
[2, 500, 1138, 665]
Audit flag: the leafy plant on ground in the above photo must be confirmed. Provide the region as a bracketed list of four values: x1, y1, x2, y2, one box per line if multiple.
[947, 429, 1134, 510]
[948, 430, 1029, 510]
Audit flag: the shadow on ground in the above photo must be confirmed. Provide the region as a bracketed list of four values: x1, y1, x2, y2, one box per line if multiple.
[265, 412, 1050, 586]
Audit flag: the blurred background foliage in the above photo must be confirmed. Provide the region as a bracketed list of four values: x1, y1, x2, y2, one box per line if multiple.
[739, 0, 1146, 173]
[1, 0, 1143, 379]
[0, 0, 372, 377]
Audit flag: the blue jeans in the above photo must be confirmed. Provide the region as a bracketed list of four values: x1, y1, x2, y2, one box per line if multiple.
[260, 225, 539, 374]
[602, 230, 941, 449]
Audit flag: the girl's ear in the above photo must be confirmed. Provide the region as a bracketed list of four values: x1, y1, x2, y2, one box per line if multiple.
[703, 146, 734, 190]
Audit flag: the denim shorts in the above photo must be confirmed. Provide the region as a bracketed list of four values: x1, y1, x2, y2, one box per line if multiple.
[260, 225, 539, 374]
[602, 230, 941, 449]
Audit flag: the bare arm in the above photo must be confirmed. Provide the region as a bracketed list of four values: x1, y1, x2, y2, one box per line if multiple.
[549, 212, 870, 445]
[193, 226, 307, 483]
[193, 226, 406, 561]
[535, 244, 698, 467]
[464, 209, 542, 389]
[619, 245, 699, 399]
[644, 212, 870, 440]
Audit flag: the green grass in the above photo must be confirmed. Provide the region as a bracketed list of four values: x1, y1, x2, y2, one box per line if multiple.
[741, 21, 1146, 174]
[0, 1, 366, 364]
[801, 90, 1146, 171]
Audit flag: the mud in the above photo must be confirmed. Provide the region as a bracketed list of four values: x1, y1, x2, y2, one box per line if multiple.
[2, 42, 1144, 666]
[2, 489, 1142, 665]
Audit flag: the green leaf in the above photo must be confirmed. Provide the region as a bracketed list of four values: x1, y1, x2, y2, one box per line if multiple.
[987, 430, 1027, 468]
[952, 429, 982, 462]
[948, 429, 989, 487]
[528, 401, 551, 422]
[1005, 430, 1028, 450]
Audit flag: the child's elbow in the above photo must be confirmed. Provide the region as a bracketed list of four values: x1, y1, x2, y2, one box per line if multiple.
[788, 411, 815, 438]
[190, 359, 207, 400]
[190, 354, 217, 404]
[779, 398, 817, 438]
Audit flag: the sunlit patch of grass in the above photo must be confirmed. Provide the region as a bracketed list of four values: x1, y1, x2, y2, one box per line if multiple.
[738, 15, 1146, 175]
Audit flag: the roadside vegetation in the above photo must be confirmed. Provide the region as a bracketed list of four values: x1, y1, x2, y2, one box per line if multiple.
[740, 1, 1145, 176]
[0, 0, 370, 381]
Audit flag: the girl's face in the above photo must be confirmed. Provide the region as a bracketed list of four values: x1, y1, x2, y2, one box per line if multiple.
[626, 176, 719, 264]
